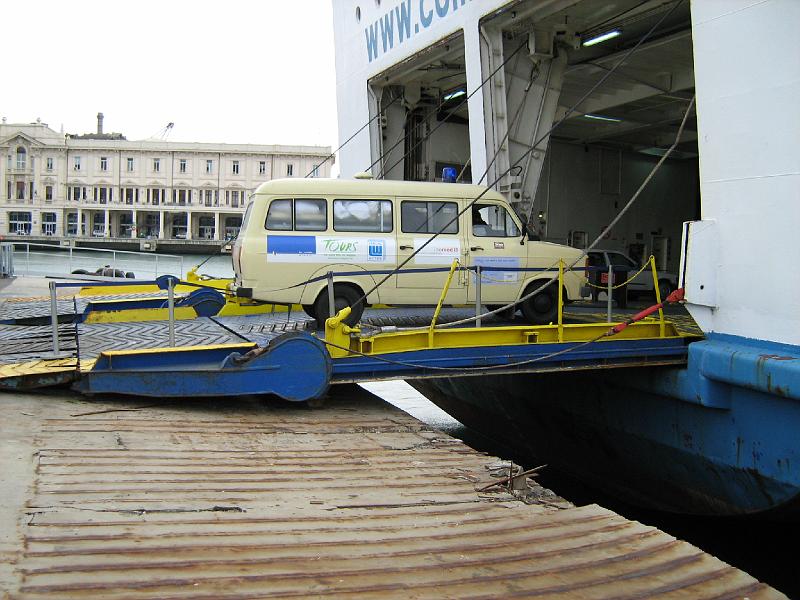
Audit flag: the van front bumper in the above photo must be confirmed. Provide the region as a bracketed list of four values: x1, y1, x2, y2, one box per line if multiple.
[235, 286, 253, 299]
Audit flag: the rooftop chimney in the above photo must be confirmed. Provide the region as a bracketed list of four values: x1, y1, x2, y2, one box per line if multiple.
[97, 112, 104, 135]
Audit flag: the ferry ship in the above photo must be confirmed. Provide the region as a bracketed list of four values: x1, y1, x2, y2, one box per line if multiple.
[332, 0, 800, 515]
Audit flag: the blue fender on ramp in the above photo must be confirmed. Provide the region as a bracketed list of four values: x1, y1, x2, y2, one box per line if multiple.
[74, 331, 331, 401]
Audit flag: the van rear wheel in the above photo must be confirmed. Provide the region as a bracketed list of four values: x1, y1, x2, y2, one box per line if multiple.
[313, 285, 364, 327]
[521, 281, 558, 325]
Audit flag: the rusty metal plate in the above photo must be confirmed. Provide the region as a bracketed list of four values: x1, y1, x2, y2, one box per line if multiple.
[0, 388, 783, 599]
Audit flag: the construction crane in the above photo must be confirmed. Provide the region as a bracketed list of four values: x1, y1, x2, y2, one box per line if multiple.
[148, 122, 174, 141]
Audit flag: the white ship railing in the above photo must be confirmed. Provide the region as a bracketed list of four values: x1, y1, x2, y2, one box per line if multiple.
[8, 242, 184, 279]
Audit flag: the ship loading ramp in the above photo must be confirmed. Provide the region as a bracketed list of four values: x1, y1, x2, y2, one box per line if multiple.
[0, 270, 699, 399]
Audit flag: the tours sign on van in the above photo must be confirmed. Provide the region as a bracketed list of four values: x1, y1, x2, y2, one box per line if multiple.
[267, 235, 395, 263]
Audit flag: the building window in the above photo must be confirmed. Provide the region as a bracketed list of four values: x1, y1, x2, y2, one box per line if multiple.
[259, 161, 266, 175]
[310, 165, 320, 178]
[41, 212, 57, 236]
[179, 159, 187, 173]
[9, 211, 32, 235]
[206, 159, 213, 174]
[199, 216, 215, 240]
[73, 156, 81, 171]
[153, 158, 160, 172]
[66, 213, 79, 236]
[286, 163, 293, 177]
[204, 190, 215, 206]
[100, 157, 108, 171]
[15, 147, 26, 170]
[124, 188, 135, 205]
[45, 185, 53, 201]
[127, 157, 134, 171]
[46, 157, 54, 171]
[231, 190, 240, 208]
[149, 188, 165, 205]
[16, 182, 25, 200]
[232, 160, 240, 175]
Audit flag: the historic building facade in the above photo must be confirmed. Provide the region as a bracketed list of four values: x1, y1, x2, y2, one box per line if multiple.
[0, 117, 332, 243]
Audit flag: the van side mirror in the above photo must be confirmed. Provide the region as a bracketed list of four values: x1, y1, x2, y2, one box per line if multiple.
[527, 230, 540, 241]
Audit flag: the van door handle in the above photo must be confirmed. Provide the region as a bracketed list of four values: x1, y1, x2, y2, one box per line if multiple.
[399, 245, 412, 250]
[470, 246, 484, 251]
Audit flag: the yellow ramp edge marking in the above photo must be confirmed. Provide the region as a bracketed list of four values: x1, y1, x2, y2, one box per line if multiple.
[0, 359, 96, 379]
[83, 307, 198, 324]
[98, 342, 257, 358]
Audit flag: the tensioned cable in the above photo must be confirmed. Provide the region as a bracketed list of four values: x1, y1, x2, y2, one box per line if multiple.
[304, 93, 402, 178]
[352, 0, 685, 308]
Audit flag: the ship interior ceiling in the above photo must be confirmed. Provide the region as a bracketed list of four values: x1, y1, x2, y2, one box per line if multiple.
[370, 0, 698, 271]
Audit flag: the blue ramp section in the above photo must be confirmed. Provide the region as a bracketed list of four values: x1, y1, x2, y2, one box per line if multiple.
[331, 337, 692, 383]
[76, 332, 331, 401]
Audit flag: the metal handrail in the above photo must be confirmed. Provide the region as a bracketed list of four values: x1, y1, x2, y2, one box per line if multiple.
[8, 241, 184, 279]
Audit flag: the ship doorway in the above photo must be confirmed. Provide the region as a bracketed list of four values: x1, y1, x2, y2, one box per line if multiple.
[369, 31, 471, 184]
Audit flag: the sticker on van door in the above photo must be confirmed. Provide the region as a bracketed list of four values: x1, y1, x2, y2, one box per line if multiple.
[412, 238, 461, 265]
[472, 256, 521, 285]
[267, 235, 394, 263]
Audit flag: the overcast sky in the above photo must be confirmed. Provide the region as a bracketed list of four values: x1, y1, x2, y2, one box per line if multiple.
[3, 1, 337, 150]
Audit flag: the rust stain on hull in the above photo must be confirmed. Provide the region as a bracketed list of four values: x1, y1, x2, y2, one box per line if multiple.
[1, 389, 784, 599]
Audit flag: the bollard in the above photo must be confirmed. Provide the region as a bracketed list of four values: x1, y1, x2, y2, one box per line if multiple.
[49, 281, 60, 353]
[607, 264, 613, 323]
[327, 271, 335, 318]
[167, 277, 176, 347]
[475, 266, 482, 328]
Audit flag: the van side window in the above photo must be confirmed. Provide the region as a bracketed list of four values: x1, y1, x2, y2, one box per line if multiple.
[401, 201, 458, 234]
[265, 198, 327, 231]
[472, 204, 520, 237]
[333, 199, 392, 232]
[265, 199, 292, 230]
[295, 199, 327, 231]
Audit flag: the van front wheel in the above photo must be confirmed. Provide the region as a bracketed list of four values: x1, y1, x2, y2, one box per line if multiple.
[521, 281, 559, 325]
[313, 285, 364, 326]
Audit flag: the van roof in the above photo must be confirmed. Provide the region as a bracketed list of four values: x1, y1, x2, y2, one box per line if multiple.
[254, 178, 506, 200]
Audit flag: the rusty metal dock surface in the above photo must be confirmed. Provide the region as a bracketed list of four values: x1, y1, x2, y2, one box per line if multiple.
[0, 385, 783, 599]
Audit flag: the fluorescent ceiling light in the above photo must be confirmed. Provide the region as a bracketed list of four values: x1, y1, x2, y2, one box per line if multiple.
[582, 29, 622, 47]
[583, 113, 622, 122]
[443, 89, 466, 101]
[639, 147, 697, 160]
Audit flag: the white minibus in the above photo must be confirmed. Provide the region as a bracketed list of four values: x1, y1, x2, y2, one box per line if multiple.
[233, 178, 585, 325]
